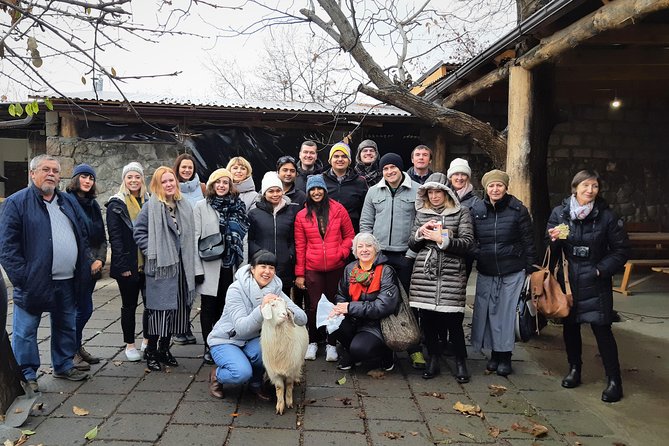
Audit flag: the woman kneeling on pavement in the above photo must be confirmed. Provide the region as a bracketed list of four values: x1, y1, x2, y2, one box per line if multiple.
[409, 173, 474, 382]
[207, 250, 307, 400]
[329, 233, 400, 371]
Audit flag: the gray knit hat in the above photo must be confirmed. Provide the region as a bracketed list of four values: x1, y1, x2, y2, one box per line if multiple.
[122, 162, 144, 179]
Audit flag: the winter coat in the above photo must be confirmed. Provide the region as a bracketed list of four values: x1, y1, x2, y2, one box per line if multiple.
[547, 197, 629, 325]
[359, 173, 420, 254]
[294, 199, 355, 276]
[408, 179, 474, 312]
[406, 167, 433, 185]
[285, 184, 307, 208]
[207, 264, 307, 347]
[452, 187, 482, 211]
[295, 159, 324, 192]
[105, 194, 144, 281]
[193, 199, 228, 297]
[470, 193, 536, 276]
[0, 186, 92, 314]
[68, 192, 108, 270]
[248, 197, 301, 286]
[235, 176, 258, 213]
[335, 253, 400, 341]
[179, 174, 205, 206]
[322, 168, 368, 231]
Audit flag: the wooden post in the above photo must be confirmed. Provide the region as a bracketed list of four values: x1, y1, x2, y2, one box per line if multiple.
[506, 66, 533, 209]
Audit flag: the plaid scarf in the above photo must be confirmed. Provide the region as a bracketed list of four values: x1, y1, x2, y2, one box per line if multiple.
[209, 195, 249, 268]
[354, 160, 382, 187]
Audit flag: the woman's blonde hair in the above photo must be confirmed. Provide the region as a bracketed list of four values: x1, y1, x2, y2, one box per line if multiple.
[423, 187, 454, 209]
[226, 156, 252, 180]
[118, 171, 147, 198]
[149, 166, 182, 203]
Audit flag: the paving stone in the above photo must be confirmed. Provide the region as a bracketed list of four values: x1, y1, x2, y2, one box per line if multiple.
[77, 346, 123, 361]
[405, 374, 466, 395]
[303, 431, 368, 446]
[171, 342, 204, 358]
[543, 409, 614, 436]
[520, 390, 582, 411]
[25, 416, 104, 446]
[165, 357, 205, 374]
[235, 397, 299, 428]
[304, 361, 355, 388]
[357, 374, 413, 398]
[30, 391, 69, 416]
[134, 372, 194, 392]
[96, 361, 148, 378]
[304, 385, 360, 408]
[414, 391, 474, 415]
[507, 373, 562, 391]
[116, 391, 182, 414]
[89, 310, 121, 320]
[172, 400, 237, 425]
[52, 393, 125, 418]
[484, 413, 559, 440]
[158, 424, 228, 445]
[97, 414, 171, 442]
[467, 391, 534, 414]
[182, 381, 243, 402]
[37, 373, 87, 393]
[466, 371, 520, 389]
[564, 435, 630, 446]
[90, 441, 154, 446]
[302, 406, 365, 432]
[505, 439, 566, 445]
[423, 413, 491, 444]
[228, 427, 297, 446]
[367, 419, 434, 446]
[363, 396, 422, 421]
[86, 332, 125, 347]
[77, 375, 142, 394]
[82, 318, 116, 330]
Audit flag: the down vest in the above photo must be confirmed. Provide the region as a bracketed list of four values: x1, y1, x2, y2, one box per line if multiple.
[471, 193, 536, 276]
[547, 197, 629, 325]
[294, 199, 355, 276]
[408, 180, 474, 312]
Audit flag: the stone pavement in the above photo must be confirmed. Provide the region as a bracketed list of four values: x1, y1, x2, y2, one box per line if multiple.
[2, 276, 648, 446]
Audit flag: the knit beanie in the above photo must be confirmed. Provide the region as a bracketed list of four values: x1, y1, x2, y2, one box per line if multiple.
[122, 162, 144, 180]
[379, 153, 404, 171]
[306, 174, 327, 192]
[328, 142, 351, 162]
[261, 171, 283, 195]
[206, 168, 233, 188]
[73, 163, 96, 179]
[447, 158, 472, 178]
[481, 169, 510, 189]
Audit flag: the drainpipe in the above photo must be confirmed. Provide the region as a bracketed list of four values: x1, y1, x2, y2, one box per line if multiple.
[0, 115, 34, 128]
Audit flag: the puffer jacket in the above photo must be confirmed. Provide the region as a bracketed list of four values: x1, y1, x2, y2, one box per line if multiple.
[207, 264, 307, 347]
[471, 193, 536, 276]
[547, 197, 629, 325]
[322, 168, 368, 231]
[106, 194, 145, 281]
[359, 173, 419, 253]
[294, 198, 355, 276]
[335, 253, 400, 340]
[408, 175, 474, 312]
[248, 197, 301, 285]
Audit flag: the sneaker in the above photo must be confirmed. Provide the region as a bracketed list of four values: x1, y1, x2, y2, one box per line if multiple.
[27, 379, 39, 392]
[325, 345, 338, 362]
[78, 346, 100, 364]
[53, 368, 89, 381]
[304, 343, 318, 360]
[125, 347, 141, 362]
[73, 353, 91, 371]
[140, 340, 148, 352]
[173, 334, 189, 345]
[382, 354, 395, 372]
[410, 351, 427, 370]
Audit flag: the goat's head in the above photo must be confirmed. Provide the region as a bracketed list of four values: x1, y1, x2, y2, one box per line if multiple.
[261, 298, 292, 325]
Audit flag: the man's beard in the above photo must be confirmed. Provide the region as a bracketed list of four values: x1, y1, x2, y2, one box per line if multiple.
[39, 184, 55, 195]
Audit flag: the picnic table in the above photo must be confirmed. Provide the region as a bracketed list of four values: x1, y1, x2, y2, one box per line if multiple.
[613, 232, 669, 295]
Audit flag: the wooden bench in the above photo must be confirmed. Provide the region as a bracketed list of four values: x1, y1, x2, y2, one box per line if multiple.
[652, 267, 669, 275]
[613, 259, 669, 296]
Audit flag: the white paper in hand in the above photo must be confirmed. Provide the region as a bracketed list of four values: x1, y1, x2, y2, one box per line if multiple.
[315, 294, 344, 334]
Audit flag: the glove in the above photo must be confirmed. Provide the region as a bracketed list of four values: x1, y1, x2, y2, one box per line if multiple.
[195, 275, 205, 285]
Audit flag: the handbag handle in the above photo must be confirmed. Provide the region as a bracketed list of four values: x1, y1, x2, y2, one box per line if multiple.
[539, 245, 572, 296]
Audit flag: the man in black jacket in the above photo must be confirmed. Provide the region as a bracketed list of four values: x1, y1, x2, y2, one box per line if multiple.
[295, 141, 323, 192]
[277, 155, 307, 207]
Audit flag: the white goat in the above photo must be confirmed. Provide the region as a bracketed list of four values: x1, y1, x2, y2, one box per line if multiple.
[261, 298, 309, 414]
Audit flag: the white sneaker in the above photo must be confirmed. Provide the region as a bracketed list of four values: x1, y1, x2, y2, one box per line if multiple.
[304, 343, 318, 360]
[326, 345, 338, 362]
[125, 347, 141, 362]
[140, 340, 148, 352]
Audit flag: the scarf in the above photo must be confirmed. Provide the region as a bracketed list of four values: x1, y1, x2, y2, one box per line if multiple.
[145, 196, 196, 299]
[569, 195, 594, 221]
[75, 195, 105, 247]
[210, 195, 249, 268]
[179, 174, 204, 205]
[455, 182, 474, 201]
[349, 264, 383, 301]
[124, 193, 145, 268]
[354, 161, 381, 187]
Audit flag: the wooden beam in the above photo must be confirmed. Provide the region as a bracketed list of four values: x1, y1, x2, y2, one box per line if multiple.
[588, 24, 669, 45]
[556, 65, 669, 81]
[441, 0, 669, 108]
[506, 66, 533, 208]
[442, 66, 509, 108]
[559, 47, 669, 66]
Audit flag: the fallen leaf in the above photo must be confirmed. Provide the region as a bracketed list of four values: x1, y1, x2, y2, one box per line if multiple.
[113, 361, 123, 366]
[453, 401, 484, 419]
[460, 432, 476, 440]
[3, 440, 12, 446]
[436, 427, 450, 434]
[542, 369, 554, 376]
[420, 391, 446, 399]
[230, 413, 239, 417]
[14, 407, 23, 414]
[19, 431, 34, 436]
[14, 435, 28, 446]
[336, 376, 347, 385]
[488, 384, 507, 396]
[409, 431, 418, 436]
[511, 422, 548, 437]
[575, 442, 582, 445]
[367, 369, 385, 379]
[72, 405, 89, 416]
[84, 425, 98, 440]
[488, 426, 506, 438]
[33, 402, 44, 411]
[336, 397, 352, 406]
[144, 368, 152, 373]
[380, 431, 404, 440]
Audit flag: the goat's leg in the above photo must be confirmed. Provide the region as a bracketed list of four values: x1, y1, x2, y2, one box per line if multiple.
[285, 378, 295, 409]
[275, 380, 285, 415]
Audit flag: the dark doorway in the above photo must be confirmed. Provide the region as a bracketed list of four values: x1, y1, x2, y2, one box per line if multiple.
[3, 161, 28, 196]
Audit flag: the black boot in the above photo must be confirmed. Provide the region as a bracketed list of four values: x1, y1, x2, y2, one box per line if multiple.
[203, 346, 214, 365]
[145, 348, 162, 371]
[496, 352, 513, 377]
[422, 354, 441, 379]
[561, 364, 582, 389]
[158, 338, 179, 367]
[601, 375, 623, 403]
[486, 351, 499, 372]
[455, 357, 470, 384]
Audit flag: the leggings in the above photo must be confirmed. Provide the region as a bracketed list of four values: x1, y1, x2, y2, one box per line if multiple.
[563, 322, 620, 377]
[421, 310, 466, 358]
[200, 267, 233, 349]
[331, 317, 392, 364]
[117, 274, 148, 345]
[304, 268, 343, 344]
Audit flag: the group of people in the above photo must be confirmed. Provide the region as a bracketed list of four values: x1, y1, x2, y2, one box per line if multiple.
[0, 140, 629, 404]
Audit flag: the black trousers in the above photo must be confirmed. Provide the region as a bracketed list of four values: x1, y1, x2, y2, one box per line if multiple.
[331, 317, 393, 364]
[200, 267, 233, 349]
[421, 310, 467, 358]
[563, 322, 620, 377]
[117, 274, 148, 345]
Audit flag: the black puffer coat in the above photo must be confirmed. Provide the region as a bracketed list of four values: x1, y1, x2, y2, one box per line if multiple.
[106, 196, 142, 282]
[547, 197, 629, 325]
[323, 168, 369, 232]
[471, 193, 536, 276]
[248, 197, 301, 286]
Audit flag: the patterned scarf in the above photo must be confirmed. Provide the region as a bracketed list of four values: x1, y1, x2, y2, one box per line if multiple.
[569, 195, 594, 221]
[209, 195, 249, 268]
[455, 182, 474, 201]
[348, 264, 383, 301]
[354, 160, 381, 187]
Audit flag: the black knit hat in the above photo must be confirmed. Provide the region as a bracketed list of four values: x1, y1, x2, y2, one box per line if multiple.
[379, 153, 404, 171]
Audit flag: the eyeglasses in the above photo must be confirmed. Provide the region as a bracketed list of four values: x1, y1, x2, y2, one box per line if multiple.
[37, 167, 61, 175]
[276, 155, 296, 169]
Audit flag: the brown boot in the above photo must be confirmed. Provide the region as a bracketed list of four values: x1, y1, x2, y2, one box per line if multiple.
[209, 367, 224, 399]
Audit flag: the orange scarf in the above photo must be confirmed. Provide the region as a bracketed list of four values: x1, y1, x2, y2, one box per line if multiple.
[349, 264, 383, 301]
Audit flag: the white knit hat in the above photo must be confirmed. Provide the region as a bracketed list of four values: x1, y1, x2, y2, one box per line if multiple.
[122, 161, 144, 179]
[447, 158, 471, 178]
[261, 171, 283, 195]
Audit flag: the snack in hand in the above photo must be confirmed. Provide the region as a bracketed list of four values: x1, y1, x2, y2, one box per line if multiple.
[555, 223, 570, 239]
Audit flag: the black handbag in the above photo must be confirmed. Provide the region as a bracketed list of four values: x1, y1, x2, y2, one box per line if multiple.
[198, 233, 225, 261]
[515, 276, 547, 342]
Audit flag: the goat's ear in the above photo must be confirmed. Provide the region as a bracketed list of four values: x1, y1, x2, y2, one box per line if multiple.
[286, 309, 296, 327]
[261, 303, 273, 320]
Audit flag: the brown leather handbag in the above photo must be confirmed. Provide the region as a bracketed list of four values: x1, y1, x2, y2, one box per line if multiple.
[530, 247, 573, 318]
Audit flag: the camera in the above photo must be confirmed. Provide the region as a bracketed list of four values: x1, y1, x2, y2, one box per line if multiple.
[572, 246, 590, 258]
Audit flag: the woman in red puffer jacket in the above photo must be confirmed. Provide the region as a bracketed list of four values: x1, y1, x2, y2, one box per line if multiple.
[295, 174, 355, 362]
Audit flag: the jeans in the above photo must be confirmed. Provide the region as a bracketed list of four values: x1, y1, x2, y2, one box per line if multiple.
[210, 337, 264, 389]
[75, 280, 96, 347]
[12, 279, 77, 380]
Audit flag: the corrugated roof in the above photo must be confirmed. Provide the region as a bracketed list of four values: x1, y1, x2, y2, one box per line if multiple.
[47, 91, 412, 117]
